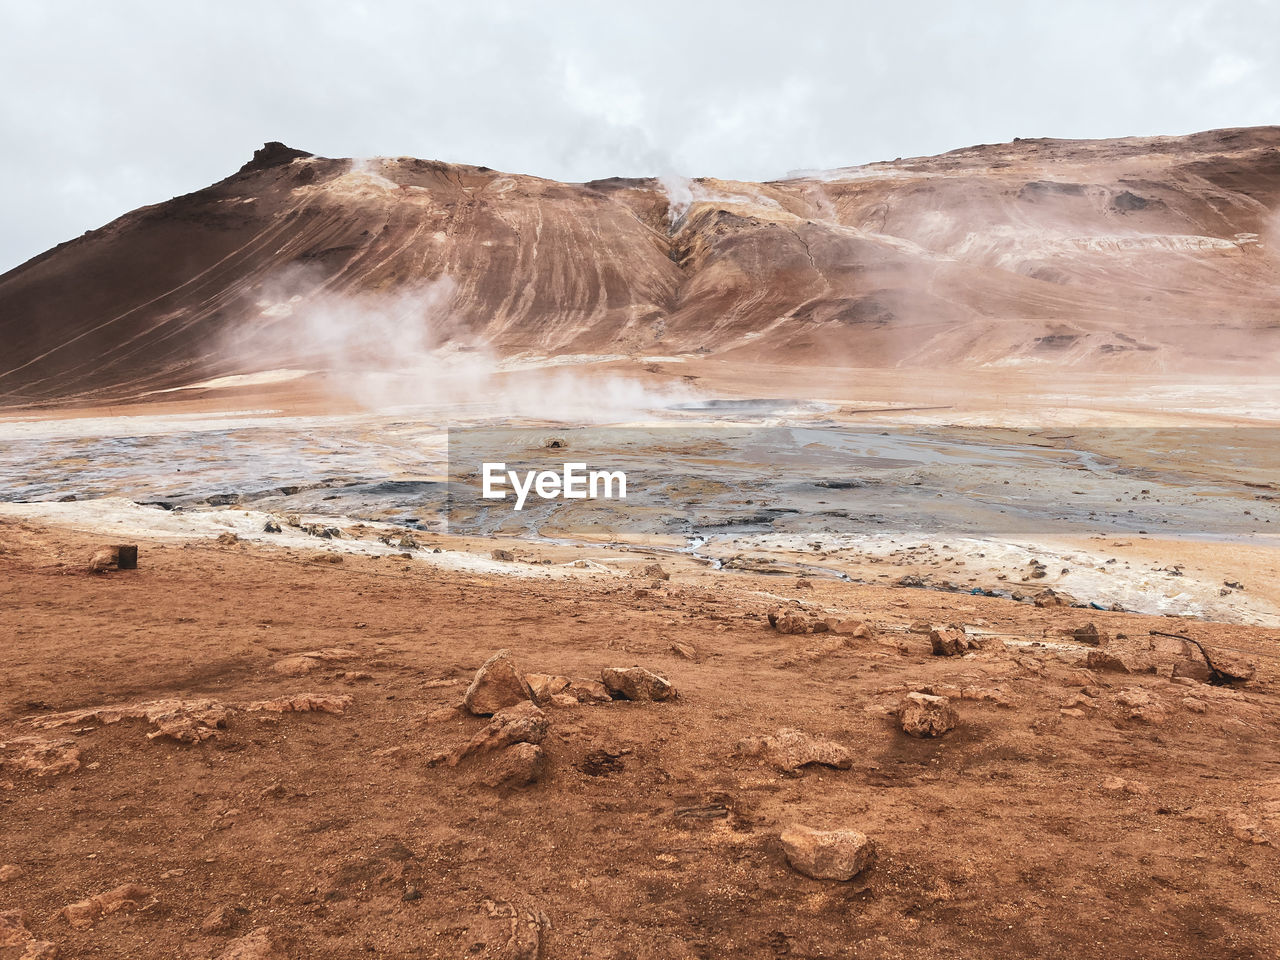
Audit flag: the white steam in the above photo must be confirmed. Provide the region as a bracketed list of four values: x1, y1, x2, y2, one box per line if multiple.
[222, 267, 695, 422]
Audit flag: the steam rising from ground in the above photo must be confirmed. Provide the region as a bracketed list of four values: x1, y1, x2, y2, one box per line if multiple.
[221, 268, 695, 422]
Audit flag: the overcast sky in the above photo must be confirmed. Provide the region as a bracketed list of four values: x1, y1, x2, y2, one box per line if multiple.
[1, 0, 1277, 272]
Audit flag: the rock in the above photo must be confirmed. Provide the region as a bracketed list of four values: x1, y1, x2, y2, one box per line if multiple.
[631, 562, 670, 580]
[0, 735, 82, 777]
[201, 904, 244, 934]
[736, 728, 852, 773]
[480, 742, 547, 789]
[929, 628, 979, 657]
[1205, 647, 1257, 683]
[825, 619, 873, 638]
[795, 578, 813, 590]
[427, 704, 464, 723]
[565, 678, 612, 703]
[0, 910, 32, 947]
[1114, 687, 1168, 723]
[217, 927, 283, 960]
[899, 692, 958, 738]
[767, 608, 829, 635]
[779, 825, 876, 881]
[262, 518, 282, 533]
[525, 673, 570, 702]
[601, 666, 676, 701]
[271, 648, 357, 676]
[60, 883, 151, 928]
[669, 641, 697, 660]
[481, 900, 549, 960]
[216, 532, 240, 545]
[491, 548, 515, 562]
[241, 694, 351, 714]
[447, 702, 548, 766]
[19, 941, 58, 959]
[1033, 589, 1068, 607]
[0, 864, 22, 882]
[1182, 696, 1207, 713]
[907, 620, 933, 634]
[1085, 648, 1156, 675]
[1228, 813, 1272, 846]
[1072, 623, 1103, 646]
[1101, 776, 1150, 795]
[464, 650, 535, 716]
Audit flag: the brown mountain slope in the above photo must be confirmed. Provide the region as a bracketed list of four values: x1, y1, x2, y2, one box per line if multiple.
[2, 128, 1279, 405]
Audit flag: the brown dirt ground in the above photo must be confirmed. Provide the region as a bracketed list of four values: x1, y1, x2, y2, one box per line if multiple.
[2, 519, 1279, 959]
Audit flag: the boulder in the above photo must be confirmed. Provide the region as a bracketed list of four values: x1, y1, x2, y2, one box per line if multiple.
[1205, 647, 1257, 683]
[1033, 589, 1069, 607]
[601, 666, 676, 702]
[780, 825, 876, 881]
[899, 692, 958, 737]
[463, 650, 535, 716]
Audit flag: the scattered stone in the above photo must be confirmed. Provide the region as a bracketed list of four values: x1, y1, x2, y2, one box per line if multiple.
[480, 742, 547, 789]
[735, 729, 852, 773]
[779, 825, 876, 881]
[216, 927, 283, 960]
[61, 883, 152, 928]
[525, 673, 570, 702]
[1114, 687, 1168, 724]
[601, 666, 676, 701]
[898, 692, 958, 738]
[1072, 623, 1103, 646]
[464, 650, 536, 716]
[929, 628, 981, 657]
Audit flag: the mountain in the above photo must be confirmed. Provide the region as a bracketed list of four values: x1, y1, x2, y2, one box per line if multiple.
[2, 128, 1279, 406]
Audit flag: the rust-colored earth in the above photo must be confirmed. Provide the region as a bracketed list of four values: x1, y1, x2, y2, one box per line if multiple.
[1, 518, 1278, 959]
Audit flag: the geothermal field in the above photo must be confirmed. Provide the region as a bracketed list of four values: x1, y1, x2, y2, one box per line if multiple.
[2, 129, 1280, 959]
